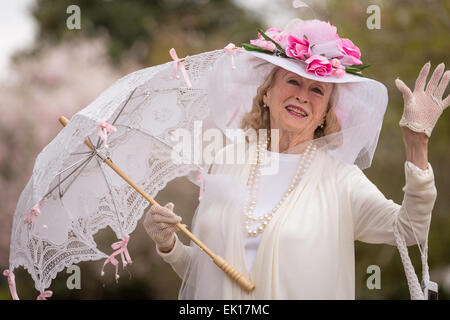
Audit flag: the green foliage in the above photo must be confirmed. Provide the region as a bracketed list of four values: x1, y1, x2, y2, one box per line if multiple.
[241, 43, 274, 54]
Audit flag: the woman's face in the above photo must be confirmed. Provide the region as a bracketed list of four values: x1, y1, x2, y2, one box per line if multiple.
[263, 69, 334, 144]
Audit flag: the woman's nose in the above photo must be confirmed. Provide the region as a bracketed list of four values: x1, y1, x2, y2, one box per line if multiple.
[296, 96, 308, 104]
[295, 87, 309, 104]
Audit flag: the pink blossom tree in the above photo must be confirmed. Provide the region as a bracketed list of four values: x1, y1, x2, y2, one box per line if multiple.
[0, 37, 130, 267]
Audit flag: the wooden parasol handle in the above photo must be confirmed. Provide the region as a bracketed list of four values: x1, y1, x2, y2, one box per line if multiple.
[58, 116, 255, 292]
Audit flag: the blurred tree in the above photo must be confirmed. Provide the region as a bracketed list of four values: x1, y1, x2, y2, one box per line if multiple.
[0, 37, 121, 266]
[30, 0, 263, 65]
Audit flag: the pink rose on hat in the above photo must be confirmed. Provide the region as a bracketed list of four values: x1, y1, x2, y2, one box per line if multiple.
[285, 35, 311, 61]
[264, 27, 284, 43]
[305, 55, 333, 77]
[338, 38, 362, 65]
[331, 58, 346, 77]
[250, 38, 276, 51]
[250, 27, 283, 51]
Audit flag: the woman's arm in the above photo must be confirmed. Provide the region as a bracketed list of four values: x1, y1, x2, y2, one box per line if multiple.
[402, 127, 429, 170]
[351, 61, 449, 245]
[350, 161, 436, 246]
[154, 145, 228, 279]
[156, 233, 194, 279]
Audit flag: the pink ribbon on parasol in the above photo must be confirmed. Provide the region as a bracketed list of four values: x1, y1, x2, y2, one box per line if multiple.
[37, 290, 53, 300]
[224, 43, 239, 69]
[97, 121, 117, 148]
[24, 201, 46, 233]
[101, 235, 132, 281]
[197, 168, 204, 201]
[222, 43, 242, 128]
[225, 105, 241, 128]
[3, 269, 19, 300]
[169, 48, 192, 88]
[24, 201, 40, 224]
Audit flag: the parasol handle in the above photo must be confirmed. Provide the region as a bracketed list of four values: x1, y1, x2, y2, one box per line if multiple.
[58, 116, 255, 293]
[175, 223, 255, 292]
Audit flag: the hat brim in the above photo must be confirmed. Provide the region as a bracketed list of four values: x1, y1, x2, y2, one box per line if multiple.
[244, 50, 373, 84]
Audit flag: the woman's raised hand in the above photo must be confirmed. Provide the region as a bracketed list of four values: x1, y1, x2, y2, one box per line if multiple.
[395, 62, 450, 137]
[143, 202, 183, 252]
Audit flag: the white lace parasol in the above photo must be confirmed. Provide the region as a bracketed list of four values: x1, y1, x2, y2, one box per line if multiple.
[6, 49, 228, 296]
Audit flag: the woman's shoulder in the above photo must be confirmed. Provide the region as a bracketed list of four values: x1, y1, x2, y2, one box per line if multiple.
[316, 149, 364, 182]
[209, 138, 252, 175]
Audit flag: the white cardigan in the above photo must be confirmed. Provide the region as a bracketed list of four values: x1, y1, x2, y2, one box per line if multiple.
[156, 148, 437, 299]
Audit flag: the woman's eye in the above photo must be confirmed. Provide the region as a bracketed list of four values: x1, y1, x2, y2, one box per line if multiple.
[288, 79, 299, 85]
[312, 88, 323, 95]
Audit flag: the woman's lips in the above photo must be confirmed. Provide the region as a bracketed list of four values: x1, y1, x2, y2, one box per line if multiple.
[285, 104, 308, 118]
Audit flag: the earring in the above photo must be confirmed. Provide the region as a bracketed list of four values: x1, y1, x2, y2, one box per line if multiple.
[319, 120, 325, 129]
[263, 103, 269, 108]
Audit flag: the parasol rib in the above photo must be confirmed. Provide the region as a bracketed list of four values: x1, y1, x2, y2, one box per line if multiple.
[42, 154, 94, 200]
[94, 155, 127, 238]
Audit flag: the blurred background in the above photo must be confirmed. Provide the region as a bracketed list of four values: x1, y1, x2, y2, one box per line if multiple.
[0, 0, 449, 300]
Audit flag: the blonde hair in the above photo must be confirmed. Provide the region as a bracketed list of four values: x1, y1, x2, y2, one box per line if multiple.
[240, 66, 342, 144]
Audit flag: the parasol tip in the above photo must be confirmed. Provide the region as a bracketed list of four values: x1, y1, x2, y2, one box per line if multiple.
[58, 116, 69, 127]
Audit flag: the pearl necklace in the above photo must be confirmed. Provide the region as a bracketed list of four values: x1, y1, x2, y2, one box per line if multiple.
[245, 136, 317, 237]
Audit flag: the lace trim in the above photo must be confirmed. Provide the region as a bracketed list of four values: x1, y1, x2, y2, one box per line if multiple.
[406, 161, 431, 176]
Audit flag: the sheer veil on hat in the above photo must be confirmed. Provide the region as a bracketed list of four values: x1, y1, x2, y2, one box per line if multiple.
[207, 19, 388, 170]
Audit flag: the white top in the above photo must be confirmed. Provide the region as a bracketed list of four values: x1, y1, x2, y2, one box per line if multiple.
[244, 150, 302, 270]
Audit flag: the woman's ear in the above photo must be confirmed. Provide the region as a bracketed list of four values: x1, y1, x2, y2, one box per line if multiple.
[263, 90, 271, 105]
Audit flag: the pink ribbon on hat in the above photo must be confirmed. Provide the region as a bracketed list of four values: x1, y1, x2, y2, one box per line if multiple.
[97, 121, 117, 148]
[101, 235, 132, 281]
[224, 43, 239, 69]
[197, 168, 204, 201]
[169, 48, 192, 88]
[37, 290, 53, 300]
[3, 270, 19, 300]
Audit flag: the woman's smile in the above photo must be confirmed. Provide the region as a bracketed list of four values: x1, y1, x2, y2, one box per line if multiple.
[285, 104, 309, 118]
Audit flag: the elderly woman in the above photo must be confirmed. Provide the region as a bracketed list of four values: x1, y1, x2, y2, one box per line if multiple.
[143, 19, 448, 299]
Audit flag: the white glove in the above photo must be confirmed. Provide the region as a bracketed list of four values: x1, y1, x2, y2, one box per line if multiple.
[143, 202, 183, 249]
[395, 62, 450, 137]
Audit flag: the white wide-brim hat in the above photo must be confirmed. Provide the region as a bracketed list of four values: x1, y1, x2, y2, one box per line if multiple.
[206, 49, 388, 169]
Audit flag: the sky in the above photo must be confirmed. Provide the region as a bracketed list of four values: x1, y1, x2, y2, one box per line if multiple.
[0, 0, 36, 79]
